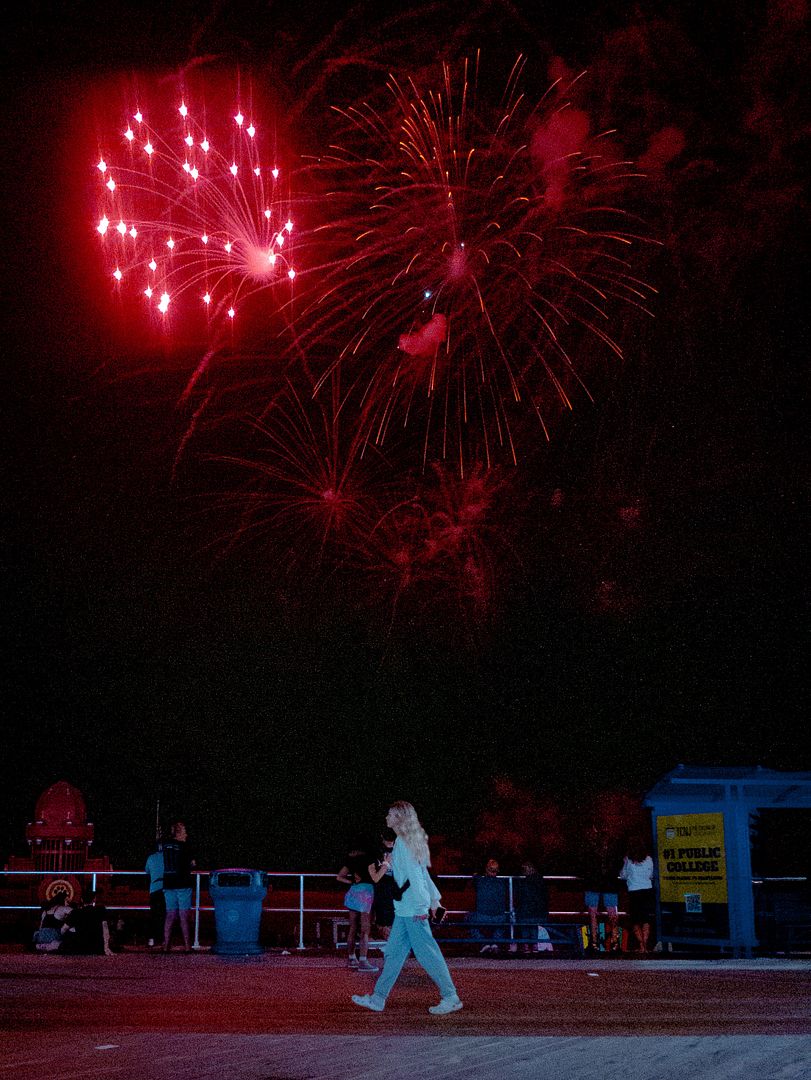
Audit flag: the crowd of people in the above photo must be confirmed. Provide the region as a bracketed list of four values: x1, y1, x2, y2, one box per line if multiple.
[337, 827, 655, 962]
[31, 808, 656, 966]
[32, 819, 195, 956]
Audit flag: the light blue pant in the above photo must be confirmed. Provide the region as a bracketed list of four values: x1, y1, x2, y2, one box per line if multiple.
[372, 915, 457, 1003]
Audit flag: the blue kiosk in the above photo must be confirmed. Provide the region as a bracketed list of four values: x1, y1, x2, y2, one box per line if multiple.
[644, 766, 811, 957]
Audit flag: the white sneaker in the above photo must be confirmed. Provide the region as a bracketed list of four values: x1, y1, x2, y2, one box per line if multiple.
[429, 995, 463, 1015]
[352, 994, 385, 1012]
[357, 958, 378, 972]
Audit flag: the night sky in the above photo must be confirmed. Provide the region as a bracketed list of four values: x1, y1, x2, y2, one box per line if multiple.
[2, 1, 807, 871]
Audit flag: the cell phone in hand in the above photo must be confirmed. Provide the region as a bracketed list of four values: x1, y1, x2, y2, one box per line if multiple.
[431, 905, 447, 924]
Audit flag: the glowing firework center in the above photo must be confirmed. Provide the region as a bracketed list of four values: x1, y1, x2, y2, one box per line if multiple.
[95, 93, 296, 324]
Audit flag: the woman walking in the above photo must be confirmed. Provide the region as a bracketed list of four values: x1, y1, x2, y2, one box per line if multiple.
[352, 801, 462, 1015]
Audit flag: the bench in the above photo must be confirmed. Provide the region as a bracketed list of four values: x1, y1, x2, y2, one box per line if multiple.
[434, 919, 584, 956]
[324, 914, 584, 956]
[323, 917, 387, 951]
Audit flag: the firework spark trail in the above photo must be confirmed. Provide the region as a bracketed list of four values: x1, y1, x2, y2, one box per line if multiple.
[94, 87, 297, 327]
[295, 54, 658, 473]
[207, 373, 400, 572]
[86, 61, 662, 632]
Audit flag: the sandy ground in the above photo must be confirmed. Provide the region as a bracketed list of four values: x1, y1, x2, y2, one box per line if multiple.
[1, 953, 809, 1078]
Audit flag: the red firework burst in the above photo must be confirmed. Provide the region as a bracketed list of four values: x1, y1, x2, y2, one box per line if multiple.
[209, 373, 398, 573]
[298, 55, 658, 471]
[93, 81, 297, 331]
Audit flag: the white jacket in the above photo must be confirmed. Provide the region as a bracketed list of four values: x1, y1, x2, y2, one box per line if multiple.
[391, 837, 441, 917]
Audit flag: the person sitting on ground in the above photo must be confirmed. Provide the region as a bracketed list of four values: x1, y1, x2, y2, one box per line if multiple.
[33, 890, 72, 952]
[471, 858, 508, 953]
[60, 890, 114, 956]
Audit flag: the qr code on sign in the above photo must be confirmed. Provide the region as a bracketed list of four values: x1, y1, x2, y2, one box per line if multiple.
[684, 893, 702, 913]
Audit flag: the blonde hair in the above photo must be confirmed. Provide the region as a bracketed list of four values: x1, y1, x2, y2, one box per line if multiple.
[388, 801, 431, 865]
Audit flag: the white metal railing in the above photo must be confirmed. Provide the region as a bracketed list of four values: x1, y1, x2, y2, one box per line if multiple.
[0, 870, 586, 950]
[2, 870, 804, 951]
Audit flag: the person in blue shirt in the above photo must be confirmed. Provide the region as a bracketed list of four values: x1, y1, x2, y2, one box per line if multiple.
[144, 841, 164, 948]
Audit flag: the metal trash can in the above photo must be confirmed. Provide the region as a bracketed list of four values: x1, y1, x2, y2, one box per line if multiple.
[209, 869, 269, 955]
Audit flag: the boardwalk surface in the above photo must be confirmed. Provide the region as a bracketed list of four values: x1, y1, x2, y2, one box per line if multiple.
[1, 954, 809, 1078]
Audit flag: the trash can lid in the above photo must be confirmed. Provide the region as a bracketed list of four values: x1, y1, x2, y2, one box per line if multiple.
[211, 869, 256, 887]
[210, 868, 269, 888]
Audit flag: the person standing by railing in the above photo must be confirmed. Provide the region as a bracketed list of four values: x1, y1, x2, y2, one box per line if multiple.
[162, 821, 196, 953]
[620, 838, 655, 954]
[145, 839, 164, 948]
[578, 824, 622, 955]
[352, 801, 462, 1015]
[337, 845, 378, 973]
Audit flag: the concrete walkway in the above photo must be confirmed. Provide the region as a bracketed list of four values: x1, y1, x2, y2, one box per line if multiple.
[1, 954, 809, 1079]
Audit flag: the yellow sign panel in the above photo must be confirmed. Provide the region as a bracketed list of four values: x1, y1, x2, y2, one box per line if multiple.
[656, 813, 728, 905]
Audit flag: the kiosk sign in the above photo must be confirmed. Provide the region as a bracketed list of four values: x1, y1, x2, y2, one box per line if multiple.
[656, 813, 729, 941]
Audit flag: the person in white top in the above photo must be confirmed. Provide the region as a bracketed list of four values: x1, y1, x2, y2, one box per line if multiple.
[619, 838, 655, 953]
[352, 801, 463, 1015]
